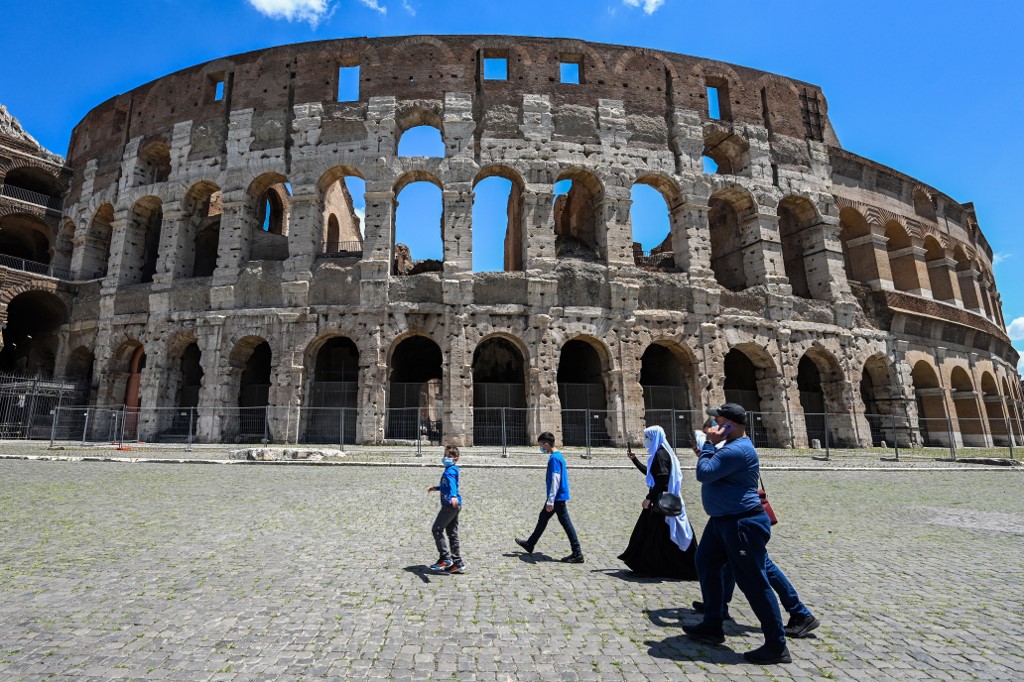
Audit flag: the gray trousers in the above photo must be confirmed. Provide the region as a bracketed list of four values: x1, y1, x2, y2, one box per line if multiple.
[431, 505, 461, 564]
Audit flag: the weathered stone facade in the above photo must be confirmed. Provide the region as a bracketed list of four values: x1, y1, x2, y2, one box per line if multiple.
[1, 36, 1019, 448]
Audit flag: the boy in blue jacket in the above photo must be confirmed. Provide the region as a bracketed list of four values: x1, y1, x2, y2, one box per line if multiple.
[427, 445, 464, 574]
[515, 431, 584, 563]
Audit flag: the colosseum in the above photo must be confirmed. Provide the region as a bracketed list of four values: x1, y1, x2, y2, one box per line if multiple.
[0, 35, 1019, 451]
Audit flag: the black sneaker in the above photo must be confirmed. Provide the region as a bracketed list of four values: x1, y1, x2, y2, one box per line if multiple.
[681, 622, 725, 645]
[444, 562, 466, 574]
[560, 553, 585, 564]
[742, 644, 791, 664]
[515, 538, 534, 555]
[784, 613, 820, 638]
[691, 601, 733, 621]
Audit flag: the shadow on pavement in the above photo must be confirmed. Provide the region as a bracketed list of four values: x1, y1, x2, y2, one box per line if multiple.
[403, 565, 435, 583]
[645, 634, 746, 664]
[646, 607, 762, 636]
[502, 551, 555, 564]
[593, 568, 684, 584]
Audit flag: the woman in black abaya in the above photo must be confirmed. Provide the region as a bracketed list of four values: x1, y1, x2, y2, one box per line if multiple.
[617, 425, 699, 579]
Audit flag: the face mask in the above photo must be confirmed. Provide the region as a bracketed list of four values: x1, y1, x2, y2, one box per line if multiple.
[442, 457, 454, 467]
[539, 446, 547, 454]
[643, 437, 652, 449]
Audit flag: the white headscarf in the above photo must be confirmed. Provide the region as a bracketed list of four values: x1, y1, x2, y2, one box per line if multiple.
[644, 425, 694, 551]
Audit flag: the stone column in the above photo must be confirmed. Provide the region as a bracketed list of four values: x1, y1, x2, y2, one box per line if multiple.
[105, 207, 134, 287]
[195, 322, 225, 443]
[671, 201, 714, 279]
[152, 200, 184, 288]
[930, 257, 961, 303]
[282, 189, 321, 307]
[523, 186, 556, 272]
[887, 243, 930, 296]
[957, 268, 984, 314]
[845, 227, 892, 290]
[360, 361, 388, 445]
[800, 216, 850, 301]
[359, 181, 393, 307]
[210, 188, 249, 308]
[741, 212, 788, 288]
[529, 315, 561, 444]
[441, 184, 473, 274]
[600, 185, 633, 268]
[443, 316, 472, 447]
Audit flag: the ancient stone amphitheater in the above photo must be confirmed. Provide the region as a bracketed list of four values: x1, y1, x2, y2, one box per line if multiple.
[0, 35, 1018, 450]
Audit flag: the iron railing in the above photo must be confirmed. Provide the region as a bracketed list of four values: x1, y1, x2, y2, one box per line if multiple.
[0, 253, 74, 280]
[0, 183, 63, 212]
[320, 241, 363, 257]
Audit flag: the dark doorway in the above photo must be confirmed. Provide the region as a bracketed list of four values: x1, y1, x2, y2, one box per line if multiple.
[387, 336, 443, 442]
[307, 337, 359, 444]
[640, 344, 694, 449]
[238, 341, 272, 440]
[557, 339, 609, 446]
[472, 337, 527, 445]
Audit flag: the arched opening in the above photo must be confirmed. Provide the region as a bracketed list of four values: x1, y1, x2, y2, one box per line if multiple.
[708, 189, 755, 291]
[1002, 377, 1023, 445]
[860, 355, 899, 446]
[248, 175, 290, 262]
[950, 367, 985, 447]
[913, 188, 936, 222]
[980, 373, 1009, 446]
[723, 348, 761, 412]
[117, 197, 162, 285]
[954, 248, 980, 310]
[472, 167, 524, 272]
[306, 336, 360, 443]
[121, 344, 146, 441]
[0, 290, 67, 377]
[235, 339, 272, 441]
[0, 214, 51, 264]
[472, 337, 527, 445]
[397, 125, 445, 158]
[722, 346, 786, 447]
[387, 335, 443, 442]
[911, 361, 948, 447]
[884, 222, 920, 293]
[52, 219, 75, 273]
[702, 129, 750, 176]
[630, 177, 675, 271]
[82, 204, 114, 279]
[553, 170, 604, 262]
[838, 207, 875, 286]
[557, 339, 609, 446]
[319, 170, 364, 256]
[177, 343, 203, 409]
[393, 175, 443, 274]
[923, 237, 954, 302]
[640, 342, 696, 448]
[2, 167, 63, 209]
[184, 182, 221, 278]
[797, 355, 825, 442]
[777, 197, 820, 299]
[136, 142, 171, 185]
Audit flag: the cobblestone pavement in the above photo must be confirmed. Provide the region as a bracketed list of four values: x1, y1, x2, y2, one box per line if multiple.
[0, 458, 1022, 681]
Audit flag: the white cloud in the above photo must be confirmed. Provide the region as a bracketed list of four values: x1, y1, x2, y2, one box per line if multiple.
[358, 0, 387, 13]
[401, 0, 415, 15]
[622, 0, 666, 14]
[993, 252, 1011, 266]
[247, 0, 334, 26]
[1007, 317, 1024, 341]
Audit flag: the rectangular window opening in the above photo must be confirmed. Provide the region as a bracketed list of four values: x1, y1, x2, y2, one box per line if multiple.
[214, 80, 225, 102]
[559, 54, 582, 84]
[338, 65, 360, 102]
[483, 57, 508, 81]
[707, 86, 721, 120]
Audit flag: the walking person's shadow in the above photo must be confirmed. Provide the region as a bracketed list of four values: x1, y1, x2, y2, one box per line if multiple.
[402, 565, 435, 583]
[644, 606, 758, 664]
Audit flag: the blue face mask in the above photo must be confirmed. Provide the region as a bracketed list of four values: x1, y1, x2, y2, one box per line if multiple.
[442, 457, 454, 467]
[538, 446, 547, 454]
[643, 437, 652, 450]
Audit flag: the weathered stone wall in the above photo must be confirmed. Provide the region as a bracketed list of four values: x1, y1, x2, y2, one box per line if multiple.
[2, 36, 1018, 448]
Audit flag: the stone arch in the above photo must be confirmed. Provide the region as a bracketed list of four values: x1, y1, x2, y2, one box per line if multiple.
[117, 196, 163, 285]
[796, 346, 851, 446]
[247, 173, 290, 262]
[723, 343, 785, 446]
[979, 371, 1009, 446]
[708, 186, 757, 291]
[838, 206, 876, 286]
[553, 168, 605, 262]
[180, 181, 222, 278]
[228, 335, 272, 441]
[613, 50, 678, 107]
[859, 353, 900, 445]
[0, 212, 52, 264]
[472, 334, 529, 445]
[393, 171, 444, 273]
[557, 336, 612, 446]
[80, 202, 114, 279]
[630, 173, 681, 271]
[386, 333, 444, 442]
[922, 235, 954, 302]
[953, 246, 980, 310]
[136, 141, 171, 185]
[777, 195, 824, 299]
[389, 35, 458, 67]
[913, 188, 937, 222]
[703, 127, 750, 175]
[911, 360, 948, 447]
[949, 366, 985, 447]
[302, 333, 360, 443]
[319, 167, 364, 255]
[473, 165, 526, 272]
[1, 166, 63, 208]
[0, 289, 68, 377]
[640, 339, 699, 447]
[884, 220, 921, 293]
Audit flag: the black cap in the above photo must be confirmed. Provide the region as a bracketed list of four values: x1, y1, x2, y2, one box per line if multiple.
[706, 402, 747, 425]
[537, 431, 555, 444]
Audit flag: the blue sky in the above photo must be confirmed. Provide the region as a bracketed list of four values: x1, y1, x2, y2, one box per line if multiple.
[4, 1, 1024, 364]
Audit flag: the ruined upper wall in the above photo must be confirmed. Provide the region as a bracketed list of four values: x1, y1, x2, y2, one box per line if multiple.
[63, 36, 837, 194]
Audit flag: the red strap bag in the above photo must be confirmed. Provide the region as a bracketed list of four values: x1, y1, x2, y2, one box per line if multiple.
[758, 475, 778, 525]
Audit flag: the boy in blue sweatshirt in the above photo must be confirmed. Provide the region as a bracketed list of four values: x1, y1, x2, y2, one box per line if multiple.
[427, 445, 464, 574]
[515, 431, 584, 563]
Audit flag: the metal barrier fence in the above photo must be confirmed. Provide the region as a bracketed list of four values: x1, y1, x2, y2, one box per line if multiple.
[9, 405, 1019, 460]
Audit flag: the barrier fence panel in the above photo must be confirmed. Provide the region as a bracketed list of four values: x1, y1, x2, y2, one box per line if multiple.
[300, 407, 358, 446]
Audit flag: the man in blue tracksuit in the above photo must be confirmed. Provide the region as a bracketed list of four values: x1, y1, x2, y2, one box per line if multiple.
[515, 431, 584, 563]
[427, 445, 464, 574]
[683, 402, 790, 665]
